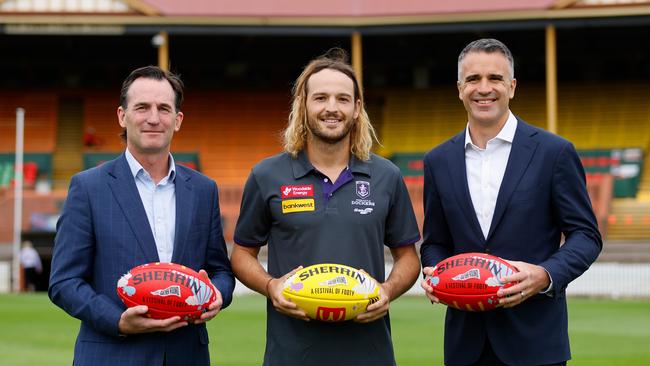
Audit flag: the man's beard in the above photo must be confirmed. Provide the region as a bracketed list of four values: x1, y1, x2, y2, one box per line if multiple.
[306, 113, 355, 145]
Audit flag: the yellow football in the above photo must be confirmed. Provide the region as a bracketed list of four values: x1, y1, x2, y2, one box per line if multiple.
[282, 263, 381, 322]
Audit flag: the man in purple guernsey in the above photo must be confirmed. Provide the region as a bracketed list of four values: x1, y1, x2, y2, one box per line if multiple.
[231, 48, 421, 366]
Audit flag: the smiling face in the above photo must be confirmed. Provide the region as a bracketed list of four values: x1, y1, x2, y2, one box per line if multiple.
[117, 77, 183, 157]
[457, 51, 516, 128]
[305, 68, 360, 145]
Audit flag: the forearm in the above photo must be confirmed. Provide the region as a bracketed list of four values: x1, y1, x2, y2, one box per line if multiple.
[231, 244, 273, 297]
[49, 277, 123, 336]
[385, 245, 420, 301]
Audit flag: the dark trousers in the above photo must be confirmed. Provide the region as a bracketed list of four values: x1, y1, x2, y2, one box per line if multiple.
[470, 338, 567, 366]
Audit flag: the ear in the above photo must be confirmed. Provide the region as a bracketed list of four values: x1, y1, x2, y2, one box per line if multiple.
[353, 99, 361, 120]
[117, 106, 126, 128]
[174, 111, 184, 132]
[509, 78, 517, 99]
[457, 80, 463, 101]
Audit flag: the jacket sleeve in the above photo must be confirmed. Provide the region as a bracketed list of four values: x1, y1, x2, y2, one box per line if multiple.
[206, 182, 235, 308]
[540, 142, 603, 296]
[48, 174, 124, 337]
[420, 152, 454, 268]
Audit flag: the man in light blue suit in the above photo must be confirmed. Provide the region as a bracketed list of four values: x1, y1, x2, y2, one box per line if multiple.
[420, 39, 602, 366]
[49, 66, 234, 366]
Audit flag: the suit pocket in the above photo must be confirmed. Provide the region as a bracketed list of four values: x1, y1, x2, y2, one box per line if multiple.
[510, 183, 546, 203]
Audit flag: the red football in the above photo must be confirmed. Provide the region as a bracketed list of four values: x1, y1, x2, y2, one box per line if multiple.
[116, 262, 217, 320]
[426, 252, 518, 311]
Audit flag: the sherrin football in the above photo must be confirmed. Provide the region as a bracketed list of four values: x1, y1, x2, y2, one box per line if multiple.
[426, 252, 518, 312]
[282, 263, 381, 322]
[117, 262, 217, 320]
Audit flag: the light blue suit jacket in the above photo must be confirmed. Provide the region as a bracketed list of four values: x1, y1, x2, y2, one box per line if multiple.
[49, 154, 234, 366]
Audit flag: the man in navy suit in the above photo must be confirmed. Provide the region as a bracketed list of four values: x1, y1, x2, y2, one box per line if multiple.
[420, 39, 602, 366]
[49, 66, 234, 366]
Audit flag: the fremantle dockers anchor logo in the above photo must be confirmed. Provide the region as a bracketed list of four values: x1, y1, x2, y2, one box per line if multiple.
[356, 181, 370, 199]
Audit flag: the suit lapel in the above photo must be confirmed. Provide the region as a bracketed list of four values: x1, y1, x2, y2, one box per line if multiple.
[107, 154, 159, 262]
[487, 120, 539, 240]
[447, 131, 485, 243]
[171, 168, 194, 263]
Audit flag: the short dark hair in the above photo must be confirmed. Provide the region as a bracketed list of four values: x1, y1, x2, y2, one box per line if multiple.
[119, 66, 184, 141]
[457, 38, 515, 81]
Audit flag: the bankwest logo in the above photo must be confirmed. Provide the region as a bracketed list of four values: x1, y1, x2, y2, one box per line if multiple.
[282, 199, 315, 213]
[281, 185, 314, 199]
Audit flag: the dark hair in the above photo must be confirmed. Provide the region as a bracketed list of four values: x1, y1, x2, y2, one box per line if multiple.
[119, 66, 184, 141]
[457, 38, 515, 80]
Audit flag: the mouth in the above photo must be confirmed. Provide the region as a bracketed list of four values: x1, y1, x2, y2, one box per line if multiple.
[473, 98, 496, 105]
[319, 116, 343, 125]
[322, 118, 341, 124]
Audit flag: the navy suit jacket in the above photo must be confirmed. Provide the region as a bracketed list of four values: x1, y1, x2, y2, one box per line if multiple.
[49, 154, 235, 366]
[420, 119, 602, 366]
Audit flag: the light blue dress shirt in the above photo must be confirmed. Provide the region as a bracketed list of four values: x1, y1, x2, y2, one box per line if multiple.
[124, 148, 176, 263]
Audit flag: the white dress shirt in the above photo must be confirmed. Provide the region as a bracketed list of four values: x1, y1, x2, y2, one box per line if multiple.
[465, 111, 517, 239]
[125, 148, 176, 263]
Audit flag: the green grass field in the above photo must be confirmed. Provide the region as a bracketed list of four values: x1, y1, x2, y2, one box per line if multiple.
[1, 294, 649, 365]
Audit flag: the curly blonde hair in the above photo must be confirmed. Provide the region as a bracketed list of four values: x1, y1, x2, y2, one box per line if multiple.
[283, 48, 377, 161]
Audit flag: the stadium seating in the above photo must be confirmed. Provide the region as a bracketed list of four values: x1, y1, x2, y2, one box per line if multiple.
[377, 82, 650, 242]
[0, 92, 58, 153]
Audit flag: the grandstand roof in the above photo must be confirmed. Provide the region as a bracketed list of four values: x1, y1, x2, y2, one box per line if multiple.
[1, 0, 650, 28]
[141, 0, 556, 17]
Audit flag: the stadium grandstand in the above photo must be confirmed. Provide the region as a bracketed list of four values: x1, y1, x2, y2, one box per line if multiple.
[1, 0, 649, 295]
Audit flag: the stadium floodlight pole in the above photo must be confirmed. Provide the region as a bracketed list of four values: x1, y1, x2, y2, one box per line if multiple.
[12, 108, 25, 293]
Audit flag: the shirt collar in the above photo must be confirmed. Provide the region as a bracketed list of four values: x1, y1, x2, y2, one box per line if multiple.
[464, 110, 518, 148]
[290, 150, 371, 179]
[124, 148, 176, 182]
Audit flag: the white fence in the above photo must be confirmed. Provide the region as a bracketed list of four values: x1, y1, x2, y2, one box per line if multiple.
[233, 262, 650, 298]
[567, 262, 650, 298]
[0, 261, 10, 293]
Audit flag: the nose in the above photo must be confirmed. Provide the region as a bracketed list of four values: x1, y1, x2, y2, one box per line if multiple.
[325, 96, 338, 112]
[146, 107, 161, 124]
[477, 78, 491, 94]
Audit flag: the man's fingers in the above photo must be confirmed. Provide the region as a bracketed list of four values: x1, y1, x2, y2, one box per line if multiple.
[365, 296, 387, 311]
[157, 320, 188, 332]
[422, 266, 436, 276]
[126, 305, 149, 316]
[273, 295, 298, 310]
[198, 269, 210, 280]
[421, 278, 434, 292]
[276, 304, 309, 321]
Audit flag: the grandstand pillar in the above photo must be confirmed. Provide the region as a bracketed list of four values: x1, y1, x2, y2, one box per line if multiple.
[351, 31, 363, 88]
[156, 31, 169, 72]
[545, 25, 558, 134]
[13, 108, 24, 293]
